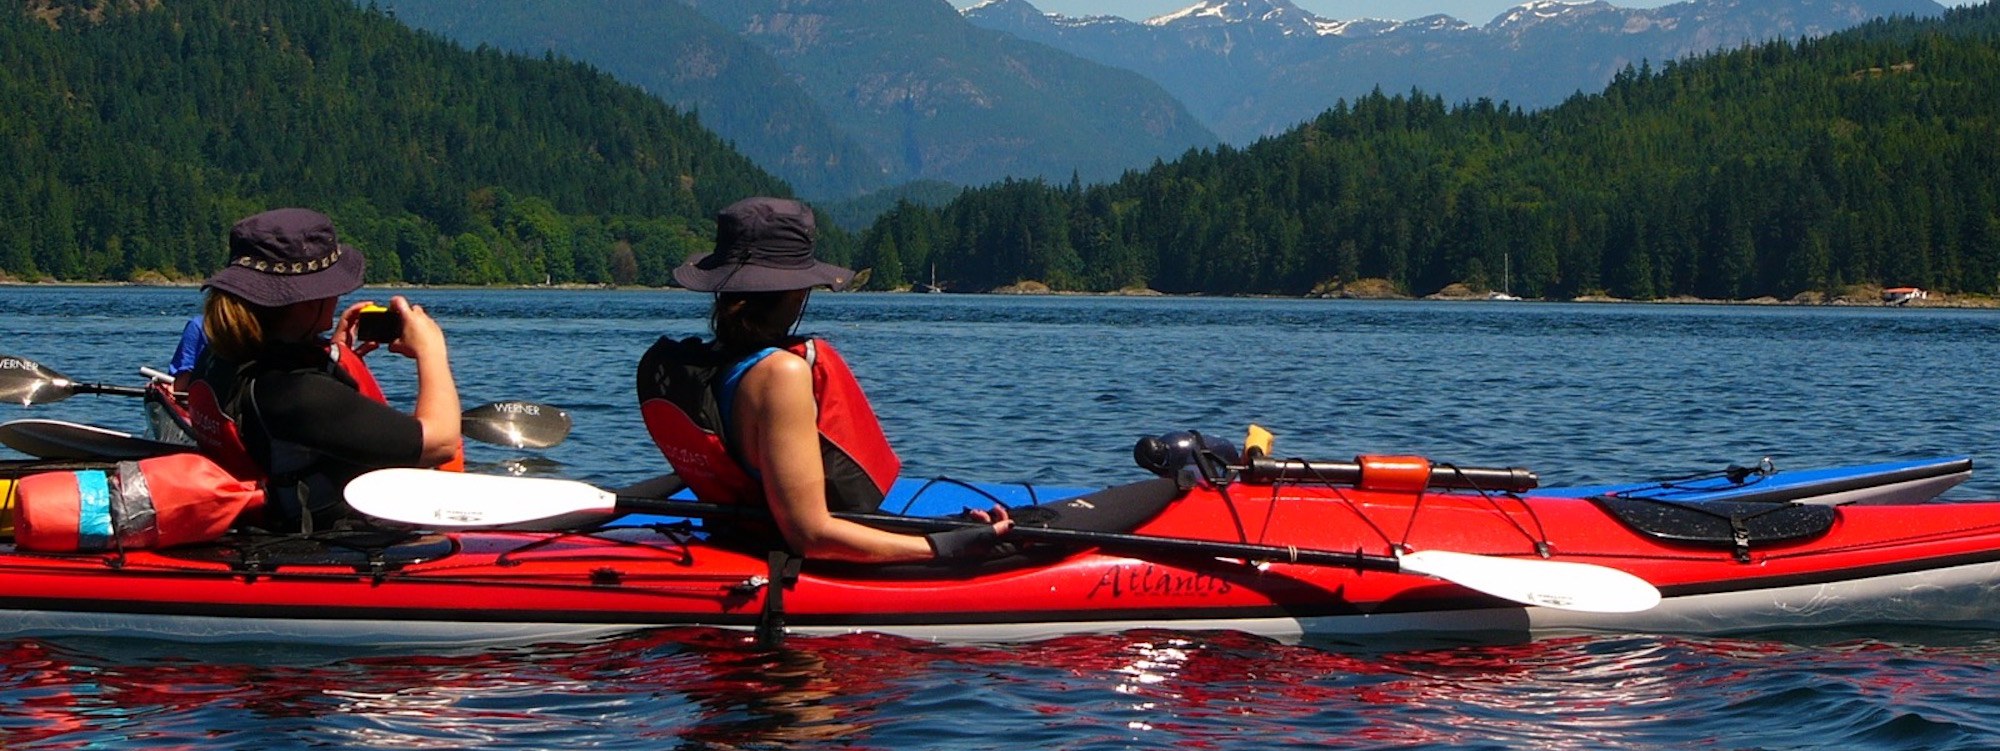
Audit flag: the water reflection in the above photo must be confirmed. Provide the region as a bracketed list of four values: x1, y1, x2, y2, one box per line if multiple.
[668, 635, 877, 748]
[6, 628, 2000, 749]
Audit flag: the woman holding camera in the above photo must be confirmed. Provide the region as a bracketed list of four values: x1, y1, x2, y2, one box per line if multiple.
[185, 208, 460, 532]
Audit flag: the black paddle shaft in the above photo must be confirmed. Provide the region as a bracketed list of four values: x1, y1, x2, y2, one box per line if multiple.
[866, 512, 1408, 571]
[0, 354, 147, 404]
[619, 497, 1408, 573]
[1241, 457, 1539, 493]
[70, 383, 148, 397]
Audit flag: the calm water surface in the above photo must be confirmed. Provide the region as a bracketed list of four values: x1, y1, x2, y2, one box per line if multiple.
[4, 286, 2000, 749]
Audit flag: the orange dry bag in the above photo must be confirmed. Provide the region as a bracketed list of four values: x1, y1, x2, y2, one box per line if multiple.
[13, 453, 262, 552]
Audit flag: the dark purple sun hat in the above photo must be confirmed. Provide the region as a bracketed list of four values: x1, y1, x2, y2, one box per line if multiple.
[203, 208, 365, 307]
[672, 197, 853, 293]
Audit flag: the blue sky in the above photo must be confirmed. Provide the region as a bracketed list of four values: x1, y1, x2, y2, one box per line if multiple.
[949, 0, 1974, 24]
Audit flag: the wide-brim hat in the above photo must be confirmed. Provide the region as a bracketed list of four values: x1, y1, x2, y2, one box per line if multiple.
[203, 208, 365, 308]
[673, 197, 852, 293]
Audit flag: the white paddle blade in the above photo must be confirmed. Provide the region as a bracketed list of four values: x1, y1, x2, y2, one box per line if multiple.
[1400, 550, 1662, 614]
[345, 468, 618, 527]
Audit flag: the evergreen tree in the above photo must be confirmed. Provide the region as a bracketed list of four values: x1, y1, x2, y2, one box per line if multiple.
[0, 0, 796, 284]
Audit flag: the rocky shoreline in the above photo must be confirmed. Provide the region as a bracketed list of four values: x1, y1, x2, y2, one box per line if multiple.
[1327, 280, 2000, 309]
[6, 277, 1996, 308]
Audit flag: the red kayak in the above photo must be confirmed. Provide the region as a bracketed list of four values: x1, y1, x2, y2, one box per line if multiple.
[2, 456, 1998, 647]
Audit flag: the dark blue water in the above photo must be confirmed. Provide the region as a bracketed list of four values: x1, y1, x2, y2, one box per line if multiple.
[5, 286, 2000, 749]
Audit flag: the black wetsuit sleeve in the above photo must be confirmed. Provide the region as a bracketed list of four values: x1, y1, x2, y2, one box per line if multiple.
[252, 370, 425, 469]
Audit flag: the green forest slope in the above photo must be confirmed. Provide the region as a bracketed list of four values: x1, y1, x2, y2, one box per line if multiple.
[380, 0, 888, 201]
[0, 0, 807, 286]
[856, 4, 2000, 299]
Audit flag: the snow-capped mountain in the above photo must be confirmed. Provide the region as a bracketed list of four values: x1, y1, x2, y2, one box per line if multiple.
[1489, 0, 1621, 30]
[965, 0, 1946, 142]
[1141, 0, 1325, 35]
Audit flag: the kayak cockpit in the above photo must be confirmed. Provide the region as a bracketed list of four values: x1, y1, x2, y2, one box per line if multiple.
[808, 477, 1185, 579]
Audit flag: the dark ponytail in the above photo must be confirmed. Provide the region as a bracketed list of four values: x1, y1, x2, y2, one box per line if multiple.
[712, 290, 807, 354]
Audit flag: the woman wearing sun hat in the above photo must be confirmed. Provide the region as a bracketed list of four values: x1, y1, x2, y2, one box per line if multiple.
[185, 207, 461, 533]
[639, 197, 1010, 563]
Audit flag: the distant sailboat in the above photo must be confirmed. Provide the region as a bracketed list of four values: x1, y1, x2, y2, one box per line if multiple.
[919, 263, 944, 294]
[1488, 253, 1521, 301]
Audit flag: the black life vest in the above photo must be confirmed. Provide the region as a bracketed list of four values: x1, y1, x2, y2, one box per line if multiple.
[186, 341, 391, 531]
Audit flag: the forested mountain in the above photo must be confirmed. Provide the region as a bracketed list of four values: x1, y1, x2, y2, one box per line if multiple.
[383, 0, 1219, 200]
[819, 180, 966, 232]
[379, 0, 884, 200]
[854, 4, 2000, 300]
[676, 0, 1216, 190]
[967, 0, 1946, 144]
[0, 0, 807, 286]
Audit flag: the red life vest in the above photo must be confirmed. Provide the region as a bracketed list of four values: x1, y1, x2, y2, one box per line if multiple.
[639, 337, 900, 512]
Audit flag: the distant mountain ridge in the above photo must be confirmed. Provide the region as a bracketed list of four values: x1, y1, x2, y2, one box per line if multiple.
[965, 0, 1948, 142]
[384, 0, 1219, 200]
[680, 0, 1219, 194]
[381, 0, 881, 201]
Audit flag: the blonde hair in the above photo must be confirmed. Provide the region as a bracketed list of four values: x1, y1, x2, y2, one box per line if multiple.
[202, 290, 281, 362]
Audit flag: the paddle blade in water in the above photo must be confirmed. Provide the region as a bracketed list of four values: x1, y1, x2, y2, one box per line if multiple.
[460, 401, 572, 449]
[1398, 550, 1662, 614]
[0, 419, 185, 460]
[0, 355, 76, 406]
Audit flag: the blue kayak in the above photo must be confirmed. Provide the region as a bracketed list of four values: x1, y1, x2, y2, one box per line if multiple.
[610, 455, 1972, 527]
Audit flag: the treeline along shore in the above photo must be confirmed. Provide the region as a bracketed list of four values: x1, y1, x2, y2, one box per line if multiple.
[855, 5, 2000, 301]
[3, 1, 1998, 303]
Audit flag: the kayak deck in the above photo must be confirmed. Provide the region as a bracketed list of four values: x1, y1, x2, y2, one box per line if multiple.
[1536, 456, 1974, 505]
[614, 455, 1976, 529]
